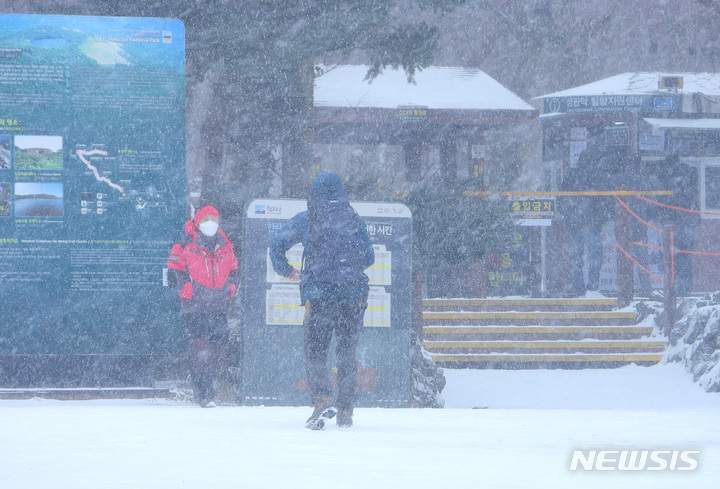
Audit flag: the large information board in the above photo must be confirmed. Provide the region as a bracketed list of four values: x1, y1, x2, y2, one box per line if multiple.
[0, 15, 186, 358]
[241, 199, 413, 407]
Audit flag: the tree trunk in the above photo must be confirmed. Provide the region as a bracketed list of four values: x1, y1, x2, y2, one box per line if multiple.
[281, 60, 315, 197]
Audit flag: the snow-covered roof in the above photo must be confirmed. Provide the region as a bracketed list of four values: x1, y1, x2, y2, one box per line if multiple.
[643, 117, 720, 132]
[535, 72, 720, 99]
[314, 65, 534, 111]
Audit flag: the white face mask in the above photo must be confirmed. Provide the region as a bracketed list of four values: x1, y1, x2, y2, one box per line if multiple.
[198, 220, 218, 237]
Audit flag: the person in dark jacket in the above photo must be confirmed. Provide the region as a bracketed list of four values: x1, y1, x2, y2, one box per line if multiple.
[562, 148, 619, 297]
[269, 172, 374, 429]
[167, 205, 239, 407]
[656, 155, 701, 296]
[614, 153, 654, 297]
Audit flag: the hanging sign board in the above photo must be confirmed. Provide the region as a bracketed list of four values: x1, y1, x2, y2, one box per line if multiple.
[544, 94, 682, 114]
[510, 197, 554, 226]
[397, 105, 428, 123]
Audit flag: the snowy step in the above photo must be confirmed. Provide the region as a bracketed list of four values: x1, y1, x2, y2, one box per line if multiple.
[422, 325, 654, 341]
[0, 387, 175, 401]
[423, 339, 668, 354]
[422, 310, 636, 326]
[423, 297, 618, 312]
[0, 354, 181, 388]
[421, 296, 667, 369]
[429, 352, 665, 368]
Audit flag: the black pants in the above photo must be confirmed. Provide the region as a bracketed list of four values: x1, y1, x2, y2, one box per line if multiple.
[303, 298, 365, 411]
[184, 312, 229, 402]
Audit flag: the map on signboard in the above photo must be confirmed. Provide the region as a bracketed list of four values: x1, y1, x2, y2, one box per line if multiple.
[74, 145, 174, 215]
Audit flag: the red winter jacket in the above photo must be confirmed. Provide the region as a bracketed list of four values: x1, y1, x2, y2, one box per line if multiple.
[167, 229, 239, 315]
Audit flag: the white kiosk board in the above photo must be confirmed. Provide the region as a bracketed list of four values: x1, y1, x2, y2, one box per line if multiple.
[240, 199, 413, 407]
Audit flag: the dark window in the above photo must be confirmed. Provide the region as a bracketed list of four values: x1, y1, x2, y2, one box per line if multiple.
[704, 165, 720, 211]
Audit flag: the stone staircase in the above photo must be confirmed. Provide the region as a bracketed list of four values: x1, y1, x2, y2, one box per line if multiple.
[422, 298, 667, 368]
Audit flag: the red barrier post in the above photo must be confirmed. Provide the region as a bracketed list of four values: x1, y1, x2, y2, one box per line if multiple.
[663, 224, 677, 334]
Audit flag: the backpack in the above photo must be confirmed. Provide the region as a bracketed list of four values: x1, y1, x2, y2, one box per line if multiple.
[303, 197, 368, 286]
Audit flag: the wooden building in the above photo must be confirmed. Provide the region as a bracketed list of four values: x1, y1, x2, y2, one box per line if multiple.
[312, 65, 538, 192]
[535, 72, 720, 295]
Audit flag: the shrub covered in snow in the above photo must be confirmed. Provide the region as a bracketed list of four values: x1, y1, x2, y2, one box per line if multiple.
[410, 333, 446, 408]
[663, 293, 720, 393]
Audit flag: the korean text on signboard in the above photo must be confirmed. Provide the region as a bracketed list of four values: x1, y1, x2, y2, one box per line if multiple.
[0, 14, 186, 355]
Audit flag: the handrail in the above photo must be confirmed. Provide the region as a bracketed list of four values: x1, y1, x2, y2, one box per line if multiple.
[615, 242, 664, 283]
[635, 194, 720, 216]
[615, 196, 663, 232]
[464, 190, 672, 197]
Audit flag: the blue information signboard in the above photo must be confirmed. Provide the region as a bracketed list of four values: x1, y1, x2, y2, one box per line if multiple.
[240, 199, 413, 407]
[0, 15, 186, 370]
[543, 94, 682, 114]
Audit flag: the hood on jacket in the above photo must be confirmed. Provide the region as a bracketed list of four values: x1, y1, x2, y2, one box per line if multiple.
[311, 172, 346, 201]
[185, 205, 220, 241]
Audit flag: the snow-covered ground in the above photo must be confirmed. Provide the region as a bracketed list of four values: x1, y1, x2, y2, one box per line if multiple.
[1, 363, 718, 489]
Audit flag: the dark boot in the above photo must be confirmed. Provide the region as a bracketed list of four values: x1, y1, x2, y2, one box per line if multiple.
[306, 395, 334, 422]
[305, 395, 337, 430]
[337, 408, 353, 428]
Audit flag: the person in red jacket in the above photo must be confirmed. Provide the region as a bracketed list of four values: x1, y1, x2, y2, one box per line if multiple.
[167, 205, 239, 407]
